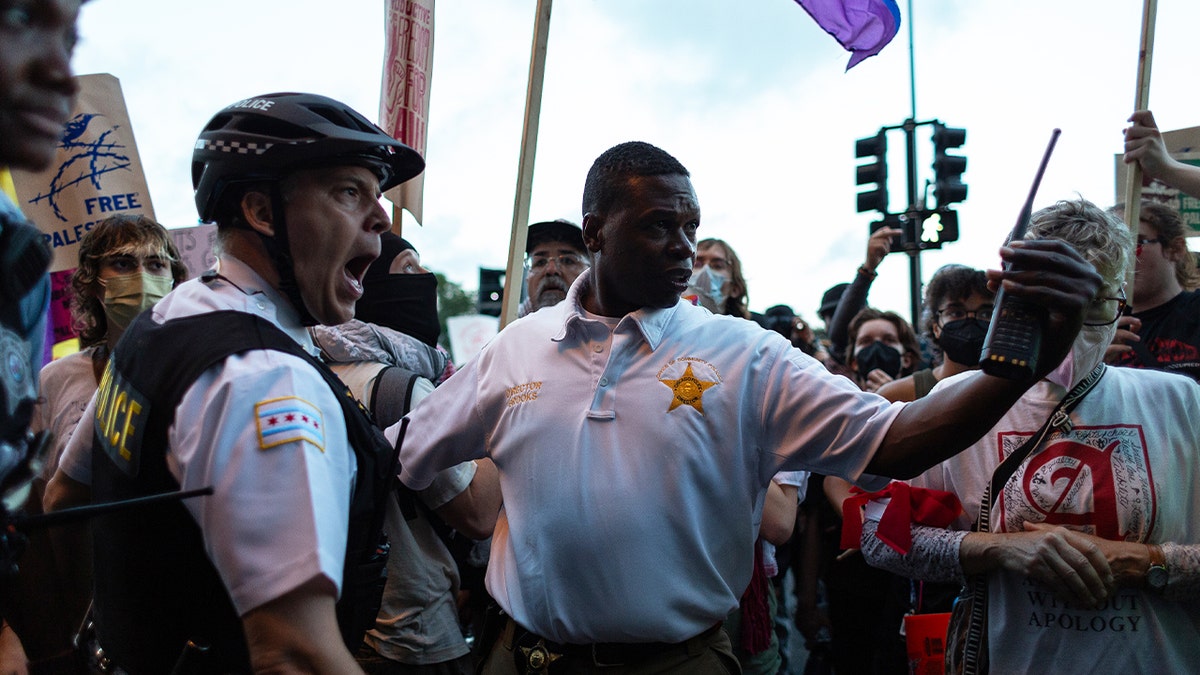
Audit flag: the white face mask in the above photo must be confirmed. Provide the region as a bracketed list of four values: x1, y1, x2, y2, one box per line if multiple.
[685, 265, 729, 313]
[1048, 321, 1118, 389]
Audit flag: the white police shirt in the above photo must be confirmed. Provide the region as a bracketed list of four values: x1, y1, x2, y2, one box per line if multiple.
[59, 255, 354, 616]
[391, 273, 898, 644]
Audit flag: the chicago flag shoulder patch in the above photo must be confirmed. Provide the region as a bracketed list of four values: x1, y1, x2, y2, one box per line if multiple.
[255, 396, 325, 452]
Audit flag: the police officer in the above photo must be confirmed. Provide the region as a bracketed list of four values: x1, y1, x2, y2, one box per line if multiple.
[48, 93, 423, 673]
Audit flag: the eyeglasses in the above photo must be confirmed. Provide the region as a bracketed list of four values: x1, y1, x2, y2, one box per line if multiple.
[1136, 235, 1167, 256]
[1083, 288, 1127, 326]
[935, 306, 994, 325]
[528, 254, 587, 271]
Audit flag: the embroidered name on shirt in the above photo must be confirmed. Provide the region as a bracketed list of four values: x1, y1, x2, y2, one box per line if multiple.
[657, 357, 721, 414]
[506, 381, 542, 407]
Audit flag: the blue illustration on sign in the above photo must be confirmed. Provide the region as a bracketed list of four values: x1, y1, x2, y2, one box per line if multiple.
[27, 113, 132, 222]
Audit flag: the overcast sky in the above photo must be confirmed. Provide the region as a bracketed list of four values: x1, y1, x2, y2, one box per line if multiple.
[71, 0, 1200, 325]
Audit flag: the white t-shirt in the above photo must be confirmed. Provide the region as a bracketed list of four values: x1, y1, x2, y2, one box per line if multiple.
[391, 273, 899, 643]
[910, 367, 1200, 672]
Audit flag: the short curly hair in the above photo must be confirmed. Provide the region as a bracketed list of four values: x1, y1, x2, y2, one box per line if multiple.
[582, 141, 689, 215]
[919, 264, 991, 339]
[70, 215, 187, 348]
[1029, 198, 1132, 294]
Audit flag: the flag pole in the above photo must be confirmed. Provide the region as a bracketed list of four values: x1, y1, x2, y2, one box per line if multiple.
[499, 0, 553, 329]
[1122, 0, 1157, 297]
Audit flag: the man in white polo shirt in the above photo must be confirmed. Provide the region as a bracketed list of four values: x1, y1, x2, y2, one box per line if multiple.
[392, 141, 1102, 674]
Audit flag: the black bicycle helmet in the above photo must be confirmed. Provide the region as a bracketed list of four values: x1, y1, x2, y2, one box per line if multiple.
[191, 92, 424, 222]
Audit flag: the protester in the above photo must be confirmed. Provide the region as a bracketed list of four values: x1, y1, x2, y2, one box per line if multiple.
[844, 307, 921, 393]
[44, 92, 423, 673]
[877, 264, 994, 401]
[688, 237, 750, 318]
[1106, 200, 1200, 380]
[390, 140, 1101, 674]
[823, 265, 995, 672]
[312, 233, 500, 675]
[858, 198, 1200, 671]
[0, 0, 85, 668]
[760, 304, 826, 359]
[519, 219, 590, 317]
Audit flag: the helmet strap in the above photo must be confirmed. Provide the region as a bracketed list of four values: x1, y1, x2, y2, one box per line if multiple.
[258, 184, 319, 327]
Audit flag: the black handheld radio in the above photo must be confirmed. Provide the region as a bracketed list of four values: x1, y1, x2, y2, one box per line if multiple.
[978, 129, 1062, 380]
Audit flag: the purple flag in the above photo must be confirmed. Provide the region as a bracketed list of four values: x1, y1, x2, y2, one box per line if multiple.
[794, 0, 901, 70]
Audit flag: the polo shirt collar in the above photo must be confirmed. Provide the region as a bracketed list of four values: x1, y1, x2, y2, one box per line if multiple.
[554, 272, 681, 350]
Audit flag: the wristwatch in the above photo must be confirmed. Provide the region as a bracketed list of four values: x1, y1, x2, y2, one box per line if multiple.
[1145, 543, 1168, 593]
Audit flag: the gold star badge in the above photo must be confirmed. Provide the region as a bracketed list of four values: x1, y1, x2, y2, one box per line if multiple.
[659, 363, 718, 414]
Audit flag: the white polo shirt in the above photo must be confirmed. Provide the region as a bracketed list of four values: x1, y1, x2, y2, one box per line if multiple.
[393, 273, 899, 643]
[59, 255, 354, 616]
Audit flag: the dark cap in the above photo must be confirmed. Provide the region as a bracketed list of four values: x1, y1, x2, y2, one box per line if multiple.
[526, 220, 585, 255]
[819, 283, 850, 318]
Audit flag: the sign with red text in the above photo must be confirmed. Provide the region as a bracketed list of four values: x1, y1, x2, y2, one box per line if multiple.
[10, 73, 156, 271]
[379, 0, 435, 225]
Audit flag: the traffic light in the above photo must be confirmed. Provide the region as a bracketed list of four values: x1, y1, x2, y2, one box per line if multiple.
[477, 267, 505, 316]
[855, 131, 888, 214]
[917, 208, 960, 249]
[932, 123, 967, 206]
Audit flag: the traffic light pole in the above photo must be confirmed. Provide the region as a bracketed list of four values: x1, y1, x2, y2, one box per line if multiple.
[903, 118, 923, 323]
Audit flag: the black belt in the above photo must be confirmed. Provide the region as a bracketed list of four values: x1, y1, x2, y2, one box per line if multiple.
[501, 616, 722, 670]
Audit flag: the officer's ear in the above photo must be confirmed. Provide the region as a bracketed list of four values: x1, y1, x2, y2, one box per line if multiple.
[582, 212, 604, 254]
[241, 190, 276, 237]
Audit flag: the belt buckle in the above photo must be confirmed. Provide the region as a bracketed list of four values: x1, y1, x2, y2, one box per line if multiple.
[519, 638, 562, 674]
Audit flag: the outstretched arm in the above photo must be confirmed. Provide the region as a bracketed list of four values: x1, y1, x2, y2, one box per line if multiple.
[867, 240, 1101, 478]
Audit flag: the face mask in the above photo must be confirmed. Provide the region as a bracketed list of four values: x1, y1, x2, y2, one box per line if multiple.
[1049, 321, 1118, 389]
[355, 272, 442, 347]
[854, 340, 903, 380]
[937, 318, 988, 365]
[100, 272, 173, 332]
[685, 265, 728, 313]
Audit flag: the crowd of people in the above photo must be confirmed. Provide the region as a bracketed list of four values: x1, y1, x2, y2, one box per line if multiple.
[2, 2, 1200, 674]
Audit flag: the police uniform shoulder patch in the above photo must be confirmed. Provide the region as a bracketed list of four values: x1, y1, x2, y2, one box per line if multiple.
[255, 396, 325, 451]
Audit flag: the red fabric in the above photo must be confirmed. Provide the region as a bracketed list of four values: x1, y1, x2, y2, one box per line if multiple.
[738, 540, 772, 654]
[840, 481, 963, 554]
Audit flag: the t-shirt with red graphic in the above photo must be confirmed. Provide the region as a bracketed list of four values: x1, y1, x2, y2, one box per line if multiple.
[910, 367, 1200, 672]
[1112, 289, 1200, 382]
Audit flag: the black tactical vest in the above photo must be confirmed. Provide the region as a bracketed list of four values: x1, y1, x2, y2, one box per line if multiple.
[90, 309, 396, 674]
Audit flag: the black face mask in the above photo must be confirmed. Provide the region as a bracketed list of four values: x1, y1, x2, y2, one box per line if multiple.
[855, 340, 903, 379]
[937, 318, 988, 366]
[355, 273, 441, 347]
